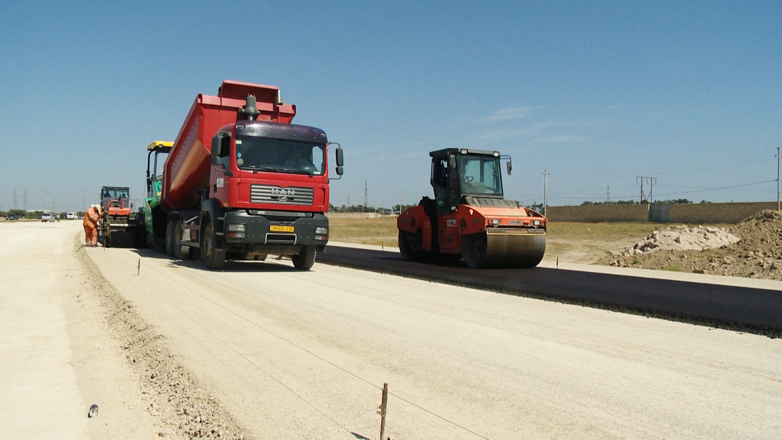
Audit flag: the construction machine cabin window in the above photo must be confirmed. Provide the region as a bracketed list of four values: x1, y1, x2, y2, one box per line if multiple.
[235, 136, 325, 176]
[102, 187, 130, 198]
[458, 155, 503, 196]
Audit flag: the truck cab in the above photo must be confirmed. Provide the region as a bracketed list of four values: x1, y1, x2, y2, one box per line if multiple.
[146, 81, 343, 271]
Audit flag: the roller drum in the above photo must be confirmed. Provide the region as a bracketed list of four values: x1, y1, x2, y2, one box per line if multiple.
[461, 229, 546, 269]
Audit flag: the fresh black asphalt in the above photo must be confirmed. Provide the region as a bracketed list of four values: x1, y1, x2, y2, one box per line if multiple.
[317, 246, 782, 338]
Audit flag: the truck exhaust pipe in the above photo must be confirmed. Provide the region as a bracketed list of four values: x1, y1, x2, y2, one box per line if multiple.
[239, 94, 261, 121]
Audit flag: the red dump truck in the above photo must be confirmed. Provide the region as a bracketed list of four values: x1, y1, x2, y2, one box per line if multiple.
[140, 80, 343, 270]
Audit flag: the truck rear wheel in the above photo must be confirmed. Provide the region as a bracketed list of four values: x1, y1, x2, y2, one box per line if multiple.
[173, 222, 189, 260]
[202, 220, 225, 270]
[292, 245, 315, 270]
[165, 220, 176, 256]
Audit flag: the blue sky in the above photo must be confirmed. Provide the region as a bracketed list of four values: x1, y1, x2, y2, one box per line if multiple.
[1, 1, 780, 212]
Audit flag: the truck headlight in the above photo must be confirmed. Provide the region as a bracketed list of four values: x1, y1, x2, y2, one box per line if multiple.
[315, 226, 328, 241]
[533, 220, 541, 226]
[228, 224, 246, 232]
[491, 219, 500, 226]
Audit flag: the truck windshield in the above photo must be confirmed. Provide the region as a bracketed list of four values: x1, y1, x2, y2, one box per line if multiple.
[235, 136, 325, 176]
[458, 155, 503, 196]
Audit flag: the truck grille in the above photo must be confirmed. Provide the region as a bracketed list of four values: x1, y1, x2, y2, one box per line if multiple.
[250, 184, 314, 205]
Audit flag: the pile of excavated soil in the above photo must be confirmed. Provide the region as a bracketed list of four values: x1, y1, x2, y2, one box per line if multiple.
[597, 210, 782, 280]
[614, 225, 741, 254]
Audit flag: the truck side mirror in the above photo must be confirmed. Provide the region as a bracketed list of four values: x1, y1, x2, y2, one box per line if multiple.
[506, 161, 512, 175]
[328, 143, 344, 180]
[448, 154, 456, 169]
[335, 145, 344, 176]
[211, 136, 220, 165]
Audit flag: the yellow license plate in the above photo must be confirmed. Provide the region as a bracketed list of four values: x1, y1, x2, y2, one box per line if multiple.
[269, 225, 294, 233]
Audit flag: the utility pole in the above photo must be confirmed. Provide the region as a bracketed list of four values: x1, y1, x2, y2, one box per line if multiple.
[542, 167, 549, 216]
[636, 176, 656, 203]
[364, 179, 368, 210]
[776, 147, 780, 211]
[606, 182, 610, 203]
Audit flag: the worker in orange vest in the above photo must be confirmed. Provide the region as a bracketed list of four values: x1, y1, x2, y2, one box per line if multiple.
[83, 204, 102, 247]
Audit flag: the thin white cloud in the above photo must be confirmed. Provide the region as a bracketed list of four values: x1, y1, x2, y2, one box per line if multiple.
[473, 127, 536, 141]
[532, 134, 591, 144]
[478, 106, 533, 123]
[472, 118, 602, 144]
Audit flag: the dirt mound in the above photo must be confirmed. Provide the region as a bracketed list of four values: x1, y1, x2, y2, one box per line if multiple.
[615, 225, 740, 255]
[598, 210, 782, 280]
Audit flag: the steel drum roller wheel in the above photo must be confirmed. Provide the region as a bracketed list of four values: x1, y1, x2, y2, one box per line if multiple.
[461, 231, 546, 268]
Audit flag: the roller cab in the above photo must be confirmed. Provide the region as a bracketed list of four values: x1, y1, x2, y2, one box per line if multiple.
[398, 148, 546, 268]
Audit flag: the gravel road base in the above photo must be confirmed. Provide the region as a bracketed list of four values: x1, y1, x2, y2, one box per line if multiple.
[74, 235, 253, 439]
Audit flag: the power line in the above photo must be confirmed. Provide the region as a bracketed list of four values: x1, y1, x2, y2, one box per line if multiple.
[550, 148, 773, 180]
[645, 179, 776, 197]
[542, 167, 549, 216]
[777, 147, 780, 211]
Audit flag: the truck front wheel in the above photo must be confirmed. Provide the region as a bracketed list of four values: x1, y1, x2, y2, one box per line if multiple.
[202, 220, 225, 270]
[292, 245, 316, 270]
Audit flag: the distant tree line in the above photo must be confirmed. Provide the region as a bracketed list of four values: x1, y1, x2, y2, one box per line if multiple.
[1, 209, 85, 219]
[321, 198, 717, 215]
[328, 203, 415, 215]
[580, 199, 710, 206]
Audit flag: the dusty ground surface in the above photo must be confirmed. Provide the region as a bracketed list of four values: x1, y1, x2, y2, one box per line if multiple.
[598, 210, 782, 280]
[0, 221, 160, 438]
[3, 221, 782, 439]
[0, 220, 249, 439]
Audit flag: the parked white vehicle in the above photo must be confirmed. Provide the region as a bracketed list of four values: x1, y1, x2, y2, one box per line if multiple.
[66, 212, 77, 220]
[41, 212, 55, 222]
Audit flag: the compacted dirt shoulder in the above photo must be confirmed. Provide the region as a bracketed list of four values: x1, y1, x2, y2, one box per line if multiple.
[598, 210, 782, 280]
[76, 238, 254, 439]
